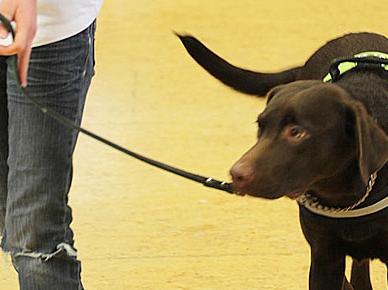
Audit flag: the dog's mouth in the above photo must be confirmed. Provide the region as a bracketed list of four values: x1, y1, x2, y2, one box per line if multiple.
[233, 190, 246, 196]
[231, 184, 305, 200]
[285, 191, 304, 200]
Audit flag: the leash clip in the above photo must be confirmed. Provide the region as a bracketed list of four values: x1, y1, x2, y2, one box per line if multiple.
[204, 177, 234, 194]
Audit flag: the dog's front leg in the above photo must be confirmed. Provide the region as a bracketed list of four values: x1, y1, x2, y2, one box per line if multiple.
[350, 259, 372, 290]
[309, 253, 346, 290]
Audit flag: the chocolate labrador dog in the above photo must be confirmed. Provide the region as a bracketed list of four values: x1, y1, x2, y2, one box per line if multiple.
[177, 32, 388, 290]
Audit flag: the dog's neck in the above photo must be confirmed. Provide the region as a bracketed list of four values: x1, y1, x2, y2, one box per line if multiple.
[338, 72, 388, 133]
[308, 159, 387, 208]
[309, 73, 388, 208]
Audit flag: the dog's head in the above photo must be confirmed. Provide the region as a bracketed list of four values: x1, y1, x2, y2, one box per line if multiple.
[230, 80, 388, 199]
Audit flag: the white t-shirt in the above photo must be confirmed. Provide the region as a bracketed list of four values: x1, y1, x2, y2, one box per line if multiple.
[34, 0, 104, 47]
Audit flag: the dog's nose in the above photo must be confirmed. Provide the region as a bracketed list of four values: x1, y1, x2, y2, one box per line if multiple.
[230, 162, 255, 192]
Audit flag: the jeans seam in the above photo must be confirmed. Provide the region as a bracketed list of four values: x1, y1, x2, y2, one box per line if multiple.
[61, 22, 95, 247]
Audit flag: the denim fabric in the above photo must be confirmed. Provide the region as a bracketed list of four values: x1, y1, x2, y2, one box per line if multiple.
[0, 21, 96, 290]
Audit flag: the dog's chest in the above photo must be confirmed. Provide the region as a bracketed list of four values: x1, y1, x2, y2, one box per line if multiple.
[299, 205, 388, 260]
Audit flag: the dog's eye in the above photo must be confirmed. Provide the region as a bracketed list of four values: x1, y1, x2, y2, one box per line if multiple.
[284, 125, 309, 142]
[290, 126, 303, 137]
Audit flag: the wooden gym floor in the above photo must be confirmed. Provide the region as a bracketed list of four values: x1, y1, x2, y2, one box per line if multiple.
[1, 0, 387, 289]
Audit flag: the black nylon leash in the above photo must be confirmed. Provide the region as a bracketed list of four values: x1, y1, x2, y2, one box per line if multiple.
[0, 14, 234, 194]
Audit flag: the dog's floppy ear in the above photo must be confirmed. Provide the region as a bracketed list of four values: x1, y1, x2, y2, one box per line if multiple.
[266, 84, 285, 104]
[349, 101, 388, 184]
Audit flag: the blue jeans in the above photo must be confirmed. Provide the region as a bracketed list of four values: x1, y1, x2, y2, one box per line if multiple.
[0, 21, 96, 289]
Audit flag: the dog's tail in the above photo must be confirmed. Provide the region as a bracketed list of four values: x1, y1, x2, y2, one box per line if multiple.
[177, 34, 302, 96]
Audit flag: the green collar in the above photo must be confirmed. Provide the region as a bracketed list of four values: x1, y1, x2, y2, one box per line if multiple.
[323, 51, 388, 82]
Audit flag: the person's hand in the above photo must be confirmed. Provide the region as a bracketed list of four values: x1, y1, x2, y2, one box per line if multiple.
[0, 0, 37, 87]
